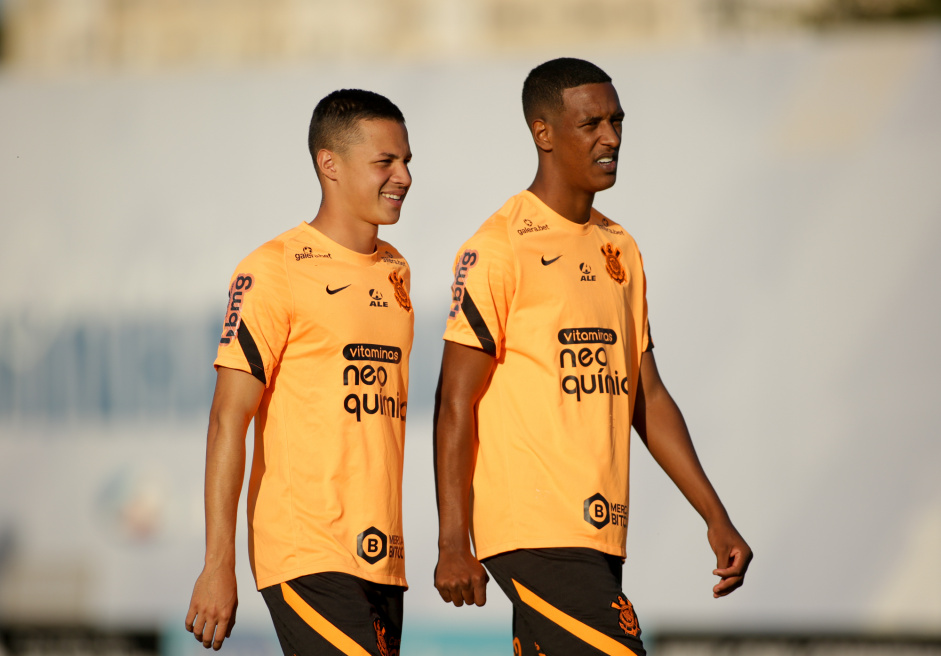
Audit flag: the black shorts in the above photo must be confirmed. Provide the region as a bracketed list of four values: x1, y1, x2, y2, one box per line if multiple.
[484, 548, 646, 656]
[260, 572, 404, 656]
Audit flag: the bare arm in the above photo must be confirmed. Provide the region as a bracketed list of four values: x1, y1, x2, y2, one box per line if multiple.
[185, 367, 265, 649]
[632, 350, 753, 598]
[433, 341, 496, 607]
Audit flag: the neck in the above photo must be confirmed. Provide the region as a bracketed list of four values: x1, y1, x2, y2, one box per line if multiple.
[309, 203, 378, 255]
[527, 170, 594, 225]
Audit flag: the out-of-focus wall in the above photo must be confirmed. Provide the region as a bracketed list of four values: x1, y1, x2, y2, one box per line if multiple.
[3, 0, 939, 73]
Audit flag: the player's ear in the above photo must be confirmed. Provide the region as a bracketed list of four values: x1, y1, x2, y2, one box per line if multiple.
[531, 118, 552, 153]
[317, 149, 339, 182]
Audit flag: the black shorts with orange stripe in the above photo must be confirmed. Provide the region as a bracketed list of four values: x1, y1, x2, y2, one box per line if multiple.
[483, 548, 646, 656]
[260, 573, 403, 656]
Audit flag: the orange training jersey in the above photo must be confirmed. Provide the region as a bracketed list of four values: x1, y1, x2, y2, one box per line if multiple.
[215, 222, 413, 589]
[443, 191, 651, 560]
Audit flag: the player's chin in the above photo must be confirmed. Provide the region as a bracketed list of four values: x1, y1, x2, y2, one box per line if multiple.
[593, 173, 618, 192]
[371, 208, 402, 226]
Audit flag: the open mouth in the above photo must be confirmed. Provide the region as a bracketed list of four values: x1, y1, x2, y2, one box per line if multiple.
[381, 192, 406, 207]
[595, 156, 618, 171]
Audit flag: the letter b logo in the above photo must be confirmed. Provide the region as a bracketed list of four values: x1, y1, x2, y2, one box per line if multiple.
[584, 493, 610, 529]
[357, 526, 388, 564]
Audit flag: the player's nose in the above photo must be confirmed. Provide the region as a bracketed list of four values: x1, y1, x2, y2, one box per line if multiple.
[392, 161, 411, 188]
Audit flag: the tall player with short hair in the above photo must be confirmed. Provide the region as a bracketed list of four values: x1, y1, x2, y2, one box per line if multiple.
[185, 89, 414, 655]
[434, 58, 753, 655]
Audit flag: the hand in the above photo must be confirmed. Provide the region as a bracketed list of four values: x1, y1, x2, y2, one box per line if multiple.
[434, 548, 489, 607]
[185, 563, 238, 650]
[707, 521, 753, 598]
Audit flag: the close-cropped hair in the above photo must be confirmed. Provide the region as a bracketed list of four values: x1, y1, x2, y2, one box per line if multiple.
[522, 58, 612, 125]
[308, 89, 405, 166]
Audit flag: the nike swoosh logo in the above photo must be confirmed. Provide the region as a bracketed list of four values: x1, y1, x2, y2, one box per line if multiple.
[326, 284, 351, 295]
[541, 255, 562, 266]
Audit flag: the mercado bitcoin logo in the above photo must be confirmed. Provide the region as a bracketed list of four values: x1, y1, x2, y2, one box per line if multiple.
[357, 527, 388, 564]
[584, 493, 610, 529]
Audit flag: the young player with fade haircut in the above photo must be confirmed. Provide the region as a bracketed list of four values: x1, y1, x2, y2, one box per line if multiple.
[434, 58, 753, 655]
[185, 89, 414, 655]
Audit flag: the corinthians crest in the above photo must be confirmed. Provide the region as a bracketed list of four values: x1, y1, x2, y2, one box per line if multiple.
[601, 243, 626, 284]
[388, 271, 412, 312]
[611, 594, 640, 636]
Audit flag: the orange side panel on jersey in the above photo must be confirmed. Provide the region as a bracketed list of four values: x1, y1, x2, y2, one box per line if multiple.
[280, 582, 371, 656]
[512, 579, 639, 656]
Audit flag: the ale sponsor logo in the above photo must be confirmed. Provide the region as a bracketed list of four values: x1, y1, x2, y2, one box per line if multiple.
[369, 289, 389, 308]
[579, 262, 596, 282]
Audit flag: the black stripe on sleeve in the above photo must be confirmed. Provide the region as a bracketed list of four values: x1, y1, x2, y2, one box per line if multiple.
[460, 290, 497, 357]
[237, 322, 267, 385]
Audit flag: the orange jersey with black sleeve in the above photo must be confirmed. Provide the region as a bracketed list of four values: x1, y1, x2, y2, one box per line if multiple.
[443, 191, 652, 561]
[215, 222, 413, 589]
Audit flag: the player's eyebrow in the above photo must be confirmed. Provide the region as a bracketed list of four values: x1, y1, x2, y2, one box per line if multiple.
[378, 151, 412, 162]
[580, 111, 624, 124]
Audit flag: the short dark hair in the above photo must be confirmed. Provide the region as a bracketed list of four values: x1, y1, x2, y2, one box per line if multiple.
[522, 58, 612, 125]
[308, 89, 405, 167]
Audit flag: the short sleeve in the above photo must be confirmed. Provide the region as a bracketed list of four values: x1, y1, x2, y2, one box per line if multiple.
[214, 241, 293, 385]
[443, 219, 515, 359]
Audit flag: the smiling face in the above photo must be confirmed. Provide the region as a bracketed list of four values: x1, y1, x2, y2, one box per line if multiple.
[333, 118, 412, 228]
[548, 82, 624, 194]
